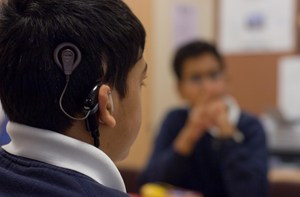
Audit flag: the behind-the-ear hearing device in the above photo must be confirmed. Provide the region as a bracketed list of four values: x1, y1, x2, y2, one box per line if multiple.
[54, 42, 104, 147]
[84, 83, 101, 147]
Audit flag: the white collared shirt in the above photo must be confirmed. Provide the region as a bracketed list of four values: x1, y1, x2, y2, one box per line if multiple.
[1, 122, 126, 192]
[208, 96, 243, 142]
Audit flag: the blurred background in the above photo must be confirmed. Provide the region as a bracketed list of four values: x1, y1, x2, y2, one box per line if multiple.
[118, 0, 300, 196]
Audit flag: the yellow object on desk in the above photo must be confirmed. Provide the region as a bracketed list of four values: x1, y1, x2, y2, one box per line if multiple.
[140, 183, 203, 197]
[140, 183, 167, 197]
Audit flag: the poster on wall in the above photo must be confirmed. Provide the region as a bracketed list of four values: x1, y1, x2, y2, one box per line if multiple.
[172, 2, 200, 50]
[278, 56, 300, 121]
[219, 0, 296, 54]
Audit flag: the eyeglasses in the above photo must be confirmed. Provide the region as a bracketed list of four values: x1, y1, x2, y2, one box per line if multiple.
[183, 70, 224, 86]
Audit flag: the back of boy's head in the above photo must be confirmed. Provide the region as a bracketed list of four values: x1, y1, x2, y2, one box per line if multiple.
[173, 41, 224, 81]
[0, 0, 145, 133]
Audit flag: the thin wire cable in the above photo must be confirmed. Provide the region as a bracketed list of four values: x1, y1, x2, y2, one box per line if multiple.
[93, 134, 99, 148]
[59, 81, 90, 120]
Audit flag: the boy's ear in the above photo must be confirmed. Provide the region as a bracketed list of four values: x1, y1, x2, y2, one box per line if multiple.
[97, 85, 116, 128]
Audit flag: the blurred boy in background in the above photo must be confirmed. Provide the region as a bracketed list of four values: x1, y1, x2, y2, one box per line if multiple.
[139, 41, 268, 197]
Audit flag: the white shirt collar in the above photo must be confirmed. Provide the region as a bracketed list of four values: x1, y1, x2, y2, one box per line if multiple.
[1, 122, 126, 192]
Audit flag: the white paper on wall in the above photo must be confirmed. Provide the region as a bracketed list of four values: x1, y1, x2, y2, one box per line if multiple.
[278, 56, 300, 121]
[172, 2, 200, 50]
[219, 0, 296, 54]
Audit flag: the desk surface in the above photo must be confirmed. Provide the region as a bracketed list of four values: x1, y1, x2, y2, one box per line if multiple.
[269, 168, 300, 183]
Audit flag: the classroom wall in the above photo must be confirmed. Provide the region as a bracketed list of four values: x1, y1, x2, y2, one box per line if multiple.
[224, 1, 299, 115]
[225, 54, 292, 115]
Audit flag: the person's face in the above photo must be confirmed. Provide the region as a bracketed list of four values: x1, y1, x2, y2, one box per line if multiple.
[178, 53, 227, 106]
[100, 57, 147, 162]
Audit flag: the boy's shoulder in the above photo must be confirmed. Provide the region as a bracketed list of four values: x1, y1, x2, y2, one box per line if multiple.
[238, 111, 266, 139]
[0, 149, 129, 197]
[165, 107, 189, 120]
[239, 111, 263, 127]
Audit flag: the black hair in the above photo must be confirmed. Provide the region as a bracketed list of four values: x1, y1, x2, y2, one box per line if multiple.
[173, 41, 224, 80]
[0, 0, 146, 132]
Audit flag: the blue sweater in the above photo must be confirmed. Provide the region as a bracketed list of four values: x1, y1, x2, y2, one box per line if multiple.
[0, 149, 129, 197]
[139, 109, 268, 197]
